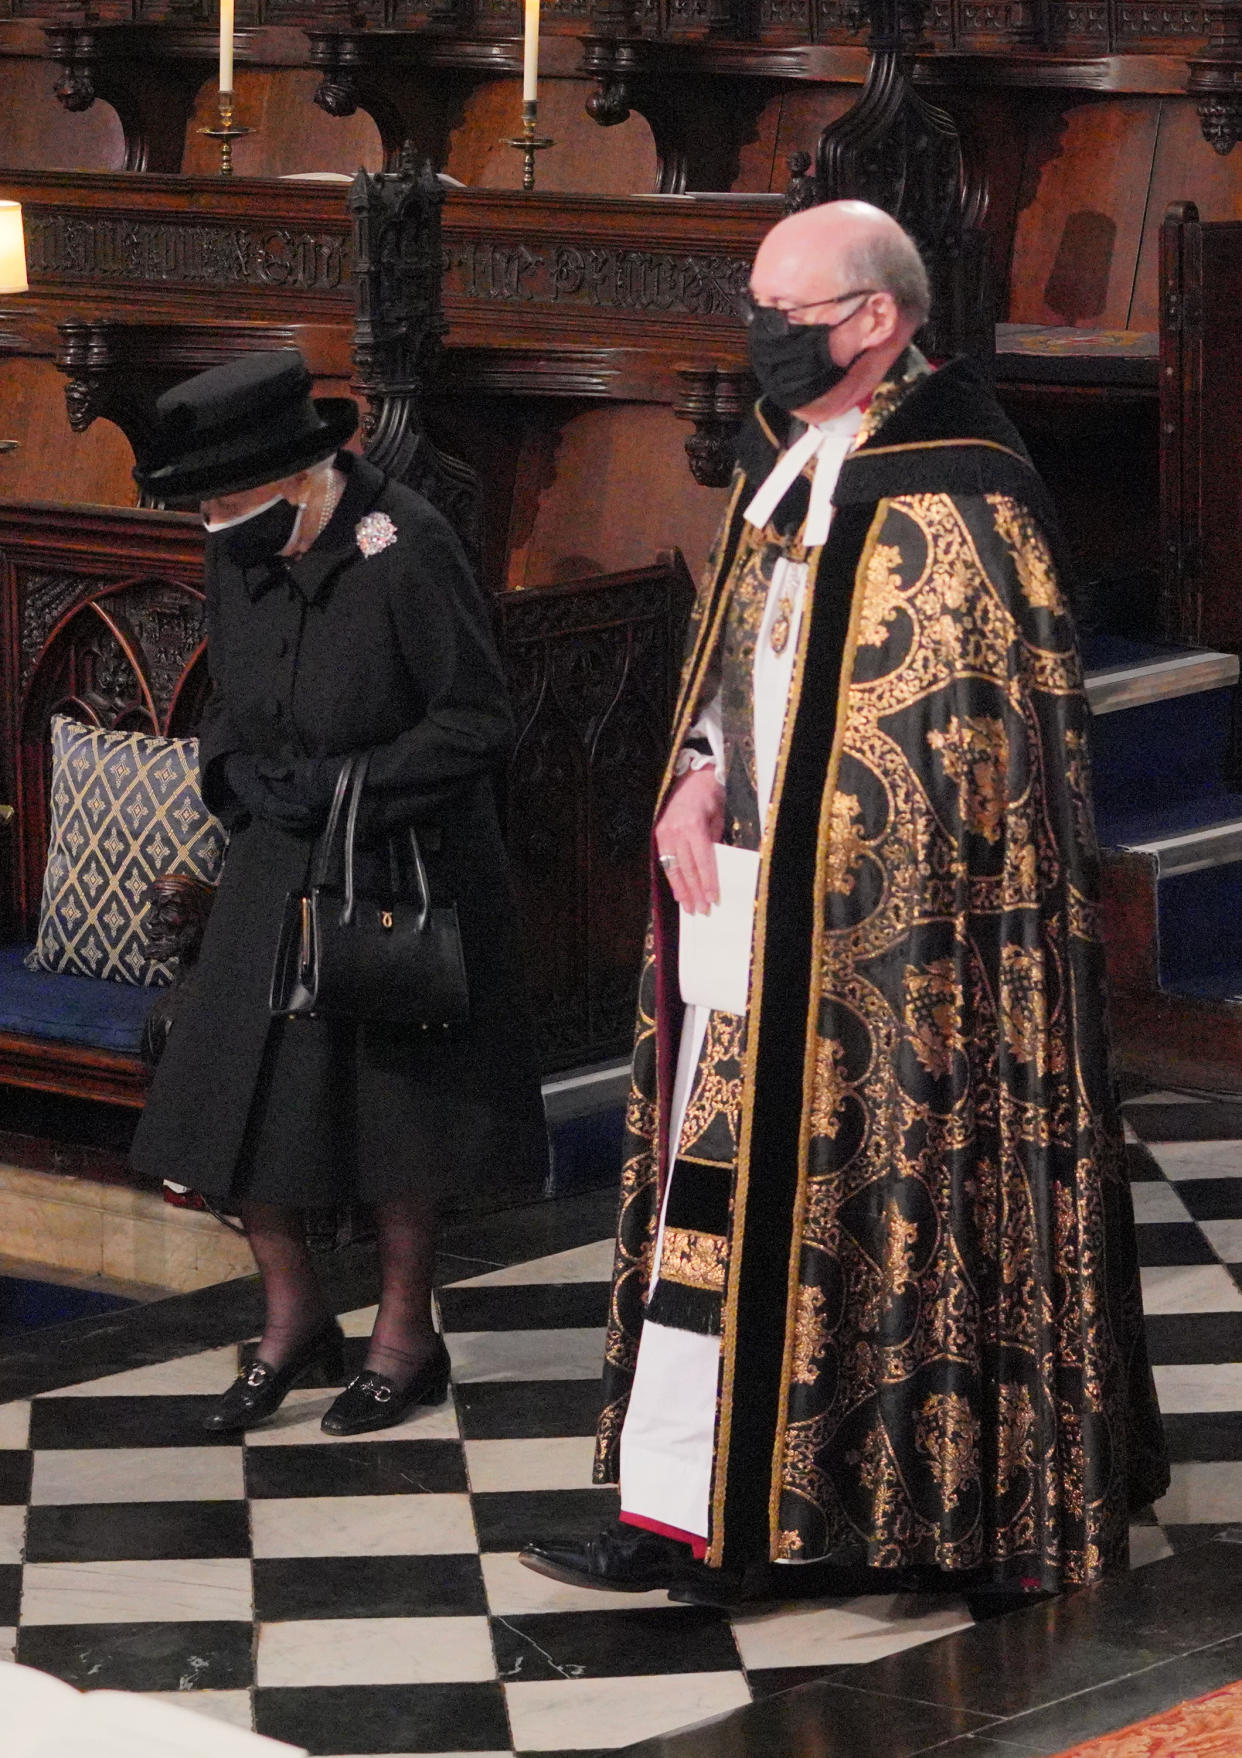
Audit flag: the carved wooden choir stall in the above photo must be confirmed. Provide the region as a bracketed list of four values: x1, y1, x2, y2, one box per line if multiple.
[3, 0, 1242, 1143]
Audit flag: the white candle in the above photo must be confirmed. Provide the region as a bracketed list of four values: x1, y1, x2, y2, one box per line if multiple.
[522, 0, 539, 105]
[219, 0, 234, 96]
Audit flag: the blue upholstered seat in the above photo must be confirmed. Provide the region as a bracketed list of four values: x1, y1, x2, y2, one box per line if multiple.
[0, 945, 151, 1054]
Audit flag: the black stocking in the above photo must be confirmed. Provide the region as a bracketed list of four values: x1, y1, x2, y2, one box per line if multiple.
[240, 1200, 331, 1371]
[364, 1191, 440, 1389]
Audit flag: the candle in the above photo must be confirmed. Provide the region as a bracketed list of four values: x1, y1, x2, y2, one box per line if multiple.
[219, 0, 234, 96]
[0, 203, 27, 296]
[522, 0, 539, 105]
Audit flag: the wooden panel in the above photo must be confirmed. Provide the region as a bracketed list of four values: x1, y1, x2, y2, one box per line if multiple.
[443, 79, 657, 196]
[1008, 96, 1159, 327]
[767, 85, 854, 192]
[181, 69, 384, 180]
[516, 404, 728, 590]
[0, 357, 136, 507]
[1131, 98, 1242, 330]
[0, 56, 125, 173]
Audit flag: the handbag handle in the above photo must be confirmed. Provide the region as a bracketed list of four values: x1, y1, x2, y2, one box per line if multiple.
[337, 749, 433, 934]
[310, 759, 356, 892]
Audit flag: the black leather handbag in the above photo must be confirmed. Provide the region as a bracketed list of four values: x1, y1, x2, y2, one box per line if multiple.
[270, 752, 470, 1029]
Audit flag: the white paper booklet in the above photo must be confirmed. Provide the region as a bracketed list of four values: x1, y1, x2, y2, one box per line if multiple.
[678, 844, 761, 1015]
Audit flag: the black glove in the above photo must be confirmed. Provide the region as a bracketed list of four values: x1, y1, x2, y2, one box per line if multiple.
[222, 754, 321, 833]
[264, 757, 346, 817]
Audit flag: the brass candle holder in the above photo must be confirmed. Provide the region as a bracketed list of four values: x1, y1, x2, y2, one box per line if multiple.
[505, 100, 554, 193]
[200, 89, 253, 177]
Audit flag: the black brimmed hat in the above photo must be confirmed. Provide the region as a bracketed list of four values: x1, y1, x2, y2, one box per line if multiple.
[133, 350, 359, 503]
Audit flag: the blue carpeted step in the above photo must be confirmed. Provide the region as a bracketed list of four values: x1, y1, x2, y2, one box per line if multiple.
[1099, 795, 1242, 875]
[1158, 862, 1242, 991]
[1083, 638, 1239, 820]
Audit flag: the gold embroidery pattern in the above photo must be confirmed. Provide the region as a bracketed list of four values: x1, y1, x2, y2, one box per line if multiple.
[987, 494, 1062, 612]
[915, 1393, 981, 1512]
[1000, 944, 1049, 1075]
[927, 715, 1011, 844]
[903, 958, 965, 1077]
[857, 543, 908, 648]
[660, 1225, 728, 1293]
[678, 1010, 747, 1158]
[809, 1036, 851, 1141]
[792, 1284, 831, 1384]
[824, 792, 869, 896]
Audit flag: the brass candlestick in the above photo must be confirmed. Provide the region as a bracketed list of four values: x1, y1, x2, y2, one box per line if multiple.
[505, 99, 554, 193]
[199, 89, 253, 177]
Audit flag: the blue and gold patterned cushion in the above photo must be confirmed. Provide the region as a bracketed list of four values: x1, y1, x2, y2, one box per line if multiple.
[26, 715, 226, 987]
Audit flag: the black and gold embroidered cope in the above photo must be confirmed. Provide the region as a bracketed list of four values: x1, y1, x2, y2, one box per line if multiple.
[594, 354, 1168, 1590]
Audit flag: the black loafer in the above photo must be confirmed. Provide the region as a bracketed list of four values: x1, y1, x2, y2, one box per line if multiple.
[518, 1524, 706, 1593]
[320, 1337, 451, 1436]
[202, 1319, 346, 1434]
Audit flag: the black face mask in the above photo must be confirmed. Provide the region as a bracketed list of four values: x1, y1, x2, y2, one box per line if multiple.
[209, 498, 299, 568]
[746, 305, 867, 413]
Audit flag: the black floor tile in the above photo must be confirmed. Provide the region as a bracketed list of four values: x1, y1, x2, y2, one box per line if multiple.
[1170, 1177, 1242, 1221]
[997, 1631, 1242, 1754]
[0, 1562, 18, 1625]
[246, 1438, 467, 1498]
[24, 1499, 251, 1563]
[492, 1606, 738, 1681]
[472, 1486, 620, 1553]
[28, 1395, 237, 1449]
[0, 1448, 31, 1504]
[1162, 1411, 1242, 1462]
[839, 1541, 1242, 1717]
[1128, 1100, 1242, 1142]
[914, 1741, 1044, 1756]
[1144, 1312, 1242, 1363]
[254, 1552, 488, 1620]
[16, 1620, 254, 1690]
[746, 1664, 841, 1699]
[455, 1378, 604, 1440]
[441, 1189, 617, 1269]
[1123, 1141, 1166, 1181]
[438, 1282, 610, 1334]
[1161, 1522, 1237, 1551]
[1134, 1222, 1218, 1265]
[254, 1681, 510, 1754]
[620, 1679, 997, 1757]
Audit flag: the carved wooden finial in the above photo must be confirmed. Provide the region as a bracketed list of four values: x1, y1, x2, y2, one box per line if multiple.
[1191, 2, 1242, 154]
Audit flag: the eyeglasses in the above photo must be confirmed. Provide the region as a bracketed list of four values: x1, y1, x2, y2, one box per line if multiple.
[735, 288, 877, 334]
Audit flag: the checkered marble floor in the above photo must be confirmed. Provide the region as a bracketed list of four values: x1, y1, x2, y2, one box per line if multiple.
[1, 1088, 1240, 1756]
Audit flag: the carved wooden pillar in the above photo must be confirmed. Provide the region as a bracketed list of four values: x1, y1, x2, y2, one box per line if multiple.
[349, 151, 483, 563]
[307, 27, 519, 170]
[1190, 2, 1242, 153]
[784, 0, 993, 360]
[42, 19, 240, 174]
[673, 367, 754, 487]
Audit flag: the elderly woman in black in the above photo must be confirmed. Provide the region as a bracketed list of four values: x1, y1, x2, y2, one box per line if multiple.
[131, 351, 547, 1435]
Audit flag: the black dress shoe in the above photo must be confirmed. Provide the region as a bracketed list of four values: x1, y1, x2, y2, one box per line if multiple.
[320, 1337, 451, 1436]
[518, 1524, 706, 1593]
[202, 1320, 346, 1434]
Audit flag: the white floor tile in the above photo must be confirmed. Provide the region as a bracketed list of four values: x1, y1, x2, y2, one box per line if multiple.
[0, 1402, 29, 1448]
[338, 1305, 379, 1338]
[450, 1240, 615, 1288]
[446, 1328, 605, 1383]
[1152, 1363, 1242, 1412]
[256, 1616, 495, 1687]
[138, 1690, 254, 1731]
[505, 1671, 750, 1751]
[1156, 1461, 1242, 1525]
[0, 1506, 24, 1564]
[29, 1446, 244, 1506]
[1148, 1142, 1242, 1180]
[51, 1347, 243, 1398]
[1199, 1219, 1242, 1262]
[20, 1558, 253, 1625]
[1129, 1525, 1175, 1568]
[244, 1387, 460, 1447]
[0, 1629, 15, 1664]
[465, 1438, 600, 1495]
[481, 1553, 681, 1617]
[250, 1492, 477, 1558]
[731, 1592, 972, 1670]
[1129, 1183, 1193, 1224]
[1139, 1263, 1242, 1313]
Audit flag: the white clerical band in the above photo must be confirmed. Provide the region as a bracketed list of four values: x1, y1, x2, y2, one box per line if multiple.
[742, 410, 864, 550]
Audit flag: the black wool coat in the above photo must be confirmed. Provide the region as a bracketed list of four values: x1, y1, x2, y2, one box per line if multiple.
[130, 452, 549, 1211]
